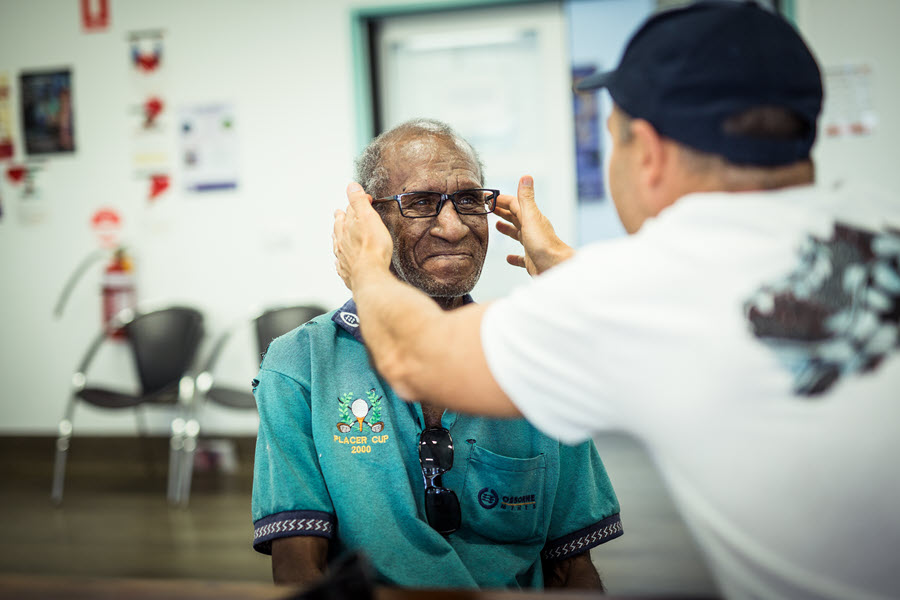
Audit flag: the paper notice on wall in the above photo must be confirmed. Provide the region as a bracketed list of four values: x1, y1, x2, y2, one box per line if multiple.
[14, 162, 49, 225]
[822, 63, 877, 138]
[0, 73, 14, 160]
[179, 103, 239, 192]
[129, 30, 171, 178]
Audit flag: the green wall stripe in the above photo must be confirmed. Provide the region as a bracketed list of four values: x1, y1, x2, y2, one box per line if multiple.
[780, 0, 796, 24]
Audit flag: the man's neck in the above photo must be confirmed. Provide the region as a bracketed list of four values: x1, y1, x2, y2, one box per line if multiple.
[418, 294, 468, 425]
[431, 295, 467, 311]
[421, 403, 445, 428]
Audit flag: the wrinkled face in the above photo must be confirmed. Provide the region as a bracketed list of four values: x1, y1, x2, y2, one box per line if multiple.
[377, 135, 488, 298]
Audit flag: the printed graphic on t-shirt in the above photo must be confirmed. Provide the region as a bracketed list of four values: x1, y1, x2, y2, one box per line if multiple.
[744, 222, 900, 395]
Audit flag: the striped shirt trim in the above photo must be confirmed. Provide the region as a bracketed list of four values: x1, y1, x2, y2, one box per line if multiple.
[541, 513, 623, 561]
[252, 510, 335, 555]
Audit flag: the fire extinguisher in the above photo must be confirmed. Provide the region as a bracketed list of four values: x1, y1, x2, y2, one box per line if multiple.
[102, 247, 137, 339]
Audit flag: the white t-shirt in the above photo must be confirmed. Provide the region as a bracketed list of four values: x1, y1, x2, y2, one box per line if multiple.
[482, 184, 900, 600]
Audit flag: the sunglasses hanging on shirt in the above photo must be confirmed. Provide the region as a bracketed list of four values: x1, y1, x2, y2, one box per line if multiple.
[418, 426, 461, 535]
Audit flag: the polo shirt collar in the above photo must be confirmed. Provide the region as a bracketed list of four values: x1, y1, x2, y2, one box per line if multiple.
[332, 298, 364, 342]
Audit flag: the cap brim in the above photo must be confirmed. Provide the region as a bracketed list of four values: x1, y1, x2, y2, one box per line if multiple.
[575, 69, 615, 91]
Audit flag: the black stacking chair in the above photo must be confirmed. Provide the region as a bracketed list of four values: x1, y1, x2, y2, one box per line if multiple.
[51, 306, 205, 504]
[173, 304, 326, 504]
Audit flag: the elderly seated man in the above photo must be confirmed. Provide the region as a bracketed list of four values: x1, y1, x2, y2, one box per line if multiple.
[250, 118, 622, 589]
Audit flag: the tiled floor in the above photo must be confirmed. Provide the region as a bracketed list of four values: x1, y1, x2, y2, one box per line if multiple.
[0, 434, 718, 596]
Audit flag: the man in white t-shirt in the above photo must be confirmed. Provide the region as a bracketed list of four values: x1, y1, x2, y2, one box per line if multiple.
[332, 2, 899, 599]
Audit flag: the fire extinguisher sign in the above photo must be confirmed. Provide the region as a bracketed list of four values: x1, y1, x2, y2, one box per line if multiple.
[91, 207, 122, 249]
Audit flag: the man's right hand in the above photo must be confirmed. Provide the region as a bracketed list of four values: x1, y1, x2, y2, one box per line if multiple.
[494, 176, 574, 277]
[333, 182, 394, 291]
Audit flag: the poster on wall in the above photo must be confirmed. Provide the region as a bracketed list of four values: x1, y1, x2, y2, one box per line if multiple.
[572, 65, 604, 203]
[179, 103, 239, 192]
[20, 69, 76, 155]
[128, 29, 172, 200]
[0, 73, 14, 160]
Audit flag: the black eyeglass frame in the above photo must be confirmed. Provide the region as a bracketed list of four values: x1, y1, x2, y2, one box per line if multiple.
[374, 188, 499, 218]
[417, 426, 461, 535]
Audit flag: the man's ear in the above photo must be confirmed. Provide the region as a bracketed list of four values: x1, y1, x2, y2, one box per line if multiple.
[630, 119, 679, 217]
[630, 119, 666, 190]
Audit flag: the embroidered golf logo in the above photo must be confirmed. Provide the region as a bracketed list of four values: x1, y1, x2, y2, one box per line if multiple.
[334, 388, 388, 454]
[337, 389, 384, 433]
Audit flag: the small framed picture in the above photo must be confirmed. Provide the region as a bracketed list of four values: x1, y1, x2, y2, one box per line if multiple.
[20, 68, 76, 155]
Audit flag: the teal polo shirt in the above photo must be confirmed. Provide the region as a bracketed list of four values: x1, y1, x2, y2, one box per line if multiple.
[251, 299, 622, 588]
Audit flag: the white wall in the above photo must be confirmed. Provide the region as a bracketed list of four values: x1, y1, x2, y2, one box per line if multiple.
[0, 0, 516, 435]
[794, 0, 900, 192]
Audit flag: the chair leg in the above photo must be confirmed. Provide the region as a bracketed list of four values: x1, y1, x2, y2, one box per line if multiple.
[171, 376, 198, 506]
[178, 417, 200, 506]
[51, 398, 77, 504]
[167, 416, 186, 504]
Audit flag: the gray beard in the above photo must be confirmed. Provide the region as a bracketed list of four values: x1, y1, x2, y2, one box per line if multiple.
[391, 253, 483, 300]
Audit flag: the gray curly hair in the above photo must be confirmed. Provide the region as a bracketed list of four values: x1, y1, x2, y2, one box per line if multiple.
[355, 118, 484, 199]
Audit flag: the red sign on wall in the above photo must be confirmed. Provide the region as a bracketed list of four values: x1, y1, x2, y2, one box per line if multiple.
[81, 0, 110, 33]
[91, 207, 122, 248]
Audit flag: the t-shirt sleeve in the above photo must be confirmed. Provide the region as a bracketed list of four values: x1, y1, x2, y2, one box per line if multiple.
[542, 439, 623, 562]
[251, 367, 335, 555]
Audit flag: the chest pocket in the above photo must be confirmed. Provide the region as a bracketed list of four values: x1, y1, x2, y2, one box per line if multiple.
[460, 445, 546, 543]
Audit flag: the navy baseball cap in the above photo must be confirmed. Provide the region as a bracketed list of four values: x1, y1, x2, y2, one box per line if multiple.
[576, 1, 823, 166]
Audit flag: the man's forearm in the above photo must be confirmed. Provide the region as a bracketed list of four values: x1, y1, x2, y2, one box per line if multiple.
[352, 261, 442, 401]
[542, 552, 604, 590]
[271, 536, 329, 585]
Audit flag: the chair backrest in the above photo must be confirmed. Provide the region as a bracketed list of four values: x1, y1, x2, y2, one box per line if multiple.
[254, 305, 327, 356]
[124, 307, 204, 395]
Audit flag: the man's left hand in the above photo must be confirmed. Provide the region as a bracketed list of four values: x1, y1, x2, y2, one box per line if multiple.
[333, 182, 393, 290]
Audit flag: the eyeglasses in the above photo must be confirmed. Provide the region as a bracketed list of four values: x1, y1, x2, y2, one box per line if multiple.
[374, 189, 499, 218]
[418, 427, 461, 535]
